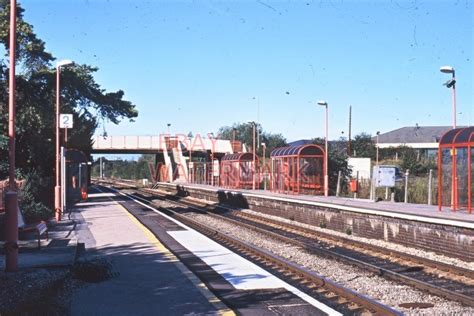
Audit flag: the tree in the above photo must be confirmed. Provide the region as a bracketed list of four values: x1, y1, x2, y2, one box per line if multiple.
[218, 122, 287, 157]
[351, 133, 376, 159]
[0, 2, 137, 218]
[311, 138, 351, 195]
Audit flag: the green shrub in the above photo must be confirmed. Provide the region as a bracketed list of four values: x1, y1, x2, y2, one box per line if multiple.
[19, 171, 53, 223]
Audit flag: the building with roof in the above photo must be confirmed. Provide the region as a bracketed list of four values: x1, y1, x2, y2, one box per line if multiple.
[375, 126, 453, 149]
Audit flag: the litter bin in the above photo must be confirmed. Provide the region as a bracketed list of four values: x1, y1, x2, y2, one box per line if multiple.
[349, 179, 358, 193]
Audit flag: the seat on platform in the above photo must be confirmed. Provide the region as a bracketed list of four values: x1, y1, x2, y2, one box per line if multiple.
[18, 208, 48, 249]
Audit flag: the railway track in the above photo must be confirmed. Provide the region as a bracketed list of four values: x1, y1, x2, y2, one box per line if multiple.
[98, 182, 400, 315]
[99, 180, 474, 308]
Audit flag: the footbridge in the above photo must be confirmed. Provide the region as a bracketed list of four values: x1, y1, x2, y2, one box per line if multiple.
[91, 135, 235, 154]
[90, 135, 243, 184]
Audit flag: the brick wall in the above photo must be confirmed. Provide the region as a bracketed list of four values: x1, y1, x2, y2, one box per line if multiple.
[157, 184, 474, 262]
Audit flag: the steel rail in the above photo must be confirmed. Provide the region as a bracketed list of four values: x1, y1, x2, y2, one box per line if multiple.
[101, 180, 474, 308]
[108, 184, 401, 315]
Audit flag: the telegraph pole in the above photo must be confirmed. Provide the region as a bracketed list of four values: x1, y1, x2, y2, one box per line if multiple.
[348, 105, 352, 156]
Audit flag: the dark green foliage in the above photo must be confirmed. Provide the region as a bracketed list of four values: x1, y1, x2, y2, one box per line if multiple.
[0, 2, 137, 215]
[310, 138, 352, 195]
[397, 147, 436, 175]
[18, 170, 53, 223]
[91, 155, 154, 180]
[217, 122, 287, 157]
[351, 133, 376, 158]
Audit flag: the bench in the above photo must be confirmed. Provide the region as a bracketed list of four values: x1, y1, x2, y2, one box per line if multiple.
[18, 209, 49, 249]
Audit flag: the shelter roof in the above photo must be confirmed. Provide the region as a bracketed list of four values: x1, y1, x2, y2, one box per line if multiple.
[270, 144, 324, 157]
[439, 126, 474, 145]
[221, 152, 256, 161]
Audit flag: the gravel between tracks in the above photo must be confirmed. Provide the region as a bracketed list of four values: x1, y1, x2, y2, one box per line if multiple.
[183, 211, 474, 315]
[239, 208, 474, 271]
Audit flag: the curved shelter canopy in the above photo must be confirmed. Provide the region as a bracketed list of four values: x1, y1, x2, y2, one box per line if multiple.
[271, 144, 324, 158]
[438, 126, 474, 213]
[220, 152, 258, 189]
[221, 152, 256, 162]
[270, 144, 325, 195]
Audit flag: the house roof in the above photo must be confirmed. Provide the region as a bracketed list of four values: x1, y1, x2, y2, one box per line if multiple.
[376, 126, 453, 144]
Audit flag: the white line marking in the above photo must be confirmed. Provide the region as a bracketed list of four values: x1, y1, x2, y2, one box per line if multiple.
[106, 186, 342, 316]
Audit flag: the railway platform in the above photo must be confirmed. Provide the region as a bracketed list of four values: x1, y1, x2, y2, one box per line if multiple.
[153, 182, 474, 262]
[68, 187, 227, 315]
[69, 186, 339, 315]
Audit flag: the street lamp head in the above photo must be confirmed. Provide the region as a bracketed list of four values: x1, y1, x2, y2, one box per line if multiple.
[57, 59, 74, 68]
[376, 131, 380, 135]
[440, 66, 455, 74]
[317, 100, 328, 107]
[261, 142, 266, 147]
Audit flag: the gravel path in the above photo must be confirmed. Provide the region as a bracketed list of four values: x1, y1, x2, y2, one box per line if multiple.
[183, 211, 474, 315]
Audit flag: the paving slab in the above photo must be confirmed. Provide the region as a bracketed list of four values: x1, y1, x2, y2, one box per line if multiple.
[68, 187, 226, 316]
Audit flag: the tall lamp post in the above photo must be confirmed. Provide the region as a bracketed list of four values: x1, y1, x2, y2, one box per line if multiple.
[440, 66, 457, 129]
[251, 122, 256, 190]
[376, 131, 380, 165]
[317, 101, 329, 197]
[440, 66, 457, 210]
[55, 59, 74, 222]
[262, 142, 266, 190]
[5, 0, 18, 272]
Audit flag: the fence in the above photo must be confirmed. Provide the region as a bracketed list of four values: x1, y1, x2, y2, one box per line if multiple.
[341, 170, 438, 205]
[0, 179, 26, 212]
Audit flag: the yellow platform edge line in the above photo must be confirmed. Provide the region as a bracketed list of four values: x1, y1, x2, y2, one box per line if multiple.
[99, 187, 234, 316]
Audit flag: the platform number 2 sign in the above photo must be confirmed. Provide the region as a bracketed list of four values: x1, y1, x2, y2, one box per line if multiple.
[59, 114, 73, 129]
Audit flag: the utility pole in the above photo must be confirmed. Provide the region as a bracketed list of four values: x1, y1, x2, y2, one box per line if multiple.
[348, 105, 352, 156]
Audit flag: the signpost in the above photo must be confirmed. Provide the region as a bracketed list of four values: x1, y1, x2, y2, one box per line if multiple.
[372, 165, 398, 201]
[374, 166, 396, 188]
[59, 114, 73, 129]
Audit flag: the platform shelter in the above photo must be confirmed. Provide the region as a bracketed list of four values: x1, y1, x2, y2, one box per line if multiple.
[270, 144, 325, 195]
[220, 153, 258, 189]
[438, 126, 474, 213]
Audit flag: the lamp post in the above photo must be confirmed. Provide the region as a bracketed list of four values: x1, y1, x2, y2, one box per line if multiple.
[251, 122, 256, 190]
[376, 131, 380, 165]
[167, 123, 171, 134]
[262, 142, 266, 190]
[440, 66, 457, 210]
[5, 0, 18, 272]
[440, 66, 457, 129]
[55, 59, 74, 222]
[317, 101, 329, 197]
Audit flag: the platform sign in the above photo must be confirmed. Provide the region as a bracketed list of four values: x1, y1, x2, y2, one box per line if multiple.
[59, 114, 73, 129]
[374, 166, 396, 187]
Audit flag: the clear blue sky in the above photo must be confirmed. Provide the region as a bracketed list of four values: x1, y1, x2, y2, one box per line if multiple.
[23, 0, 473, 142]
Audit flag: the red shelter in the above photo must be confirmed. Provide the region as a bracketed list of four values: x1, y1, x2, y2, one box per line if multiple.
[438, 126, 474, 213]
[270, 144, 325, 195]
[220, 153, 259, 189]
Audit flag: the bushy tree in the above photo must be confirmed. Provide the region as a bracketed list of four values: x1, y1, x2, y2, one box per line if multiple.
[351, 133, 376, 159]
[311, 138, 351, 195]
[218, 122, 287, 157]
[0, 1, 137, 218]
